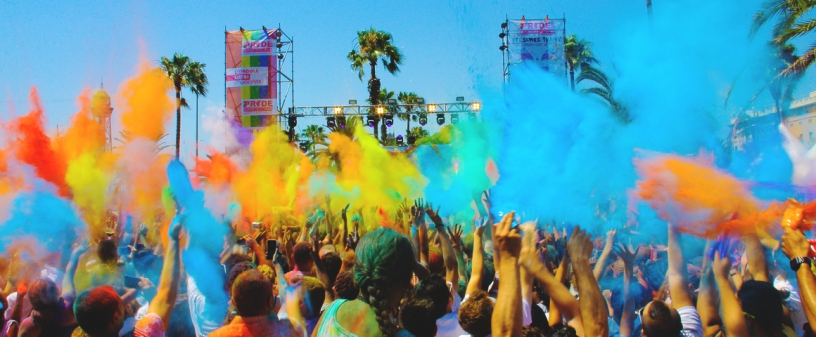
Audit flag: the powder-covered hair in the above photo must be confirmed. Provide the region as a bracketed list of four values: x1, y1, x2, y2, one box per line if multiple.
[354, 227, 415, 337]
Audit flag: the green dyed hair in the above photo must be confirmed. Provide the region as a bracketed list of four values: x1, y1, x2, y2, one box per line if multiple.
[354, 227, 415, 337]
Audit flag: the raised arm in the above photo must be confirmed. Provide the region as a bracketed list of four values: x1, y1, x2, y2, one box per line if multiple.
[667, 227, 693, 308]
[568, 227, 609, 337]
[520, 236, 583, 333]
[465, 217, 488, 296]
[614, 244, 638, 337]
[698, 247, 723, 337]
[61, 239, 91, 302]
[593, 229, 616, 280]
[491, 212, 522, 337]
[782, 226, 816, 334]
[426, 204, 459, 284]
[147, 215, 183, 329]
[712, 251, 749, 337]
[744, 234, 769, 282]
[448, 223, 468, 285]
[311, 232, 335, 305]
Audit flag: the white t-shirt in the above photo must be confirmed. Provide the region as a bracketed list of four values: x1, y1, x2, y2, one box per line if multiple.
[677, 306, 703, 337]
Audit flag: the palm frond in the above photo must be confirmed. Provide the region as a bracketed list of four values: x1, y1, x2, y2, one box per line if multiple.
[776, 18, 816, 44]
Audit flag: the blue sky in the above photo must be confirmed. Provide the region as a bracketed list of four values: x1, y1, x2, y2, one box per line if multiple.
[1, 0, 812, 162]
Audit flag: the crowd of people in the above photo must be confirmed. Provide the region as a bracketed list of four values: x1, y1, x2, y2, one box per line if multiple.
[1, 195, 816, 337]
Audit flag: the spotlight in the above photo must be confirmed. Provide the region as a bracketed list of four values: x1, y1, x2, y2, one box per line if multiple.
[288, 115, 297, 127]
[349, 99, 358, 105]
[276, 41, 283, 49]
[428, 104, 437, 113]
[468, 112, 477, 121]
[500, 45, 507, 51]
[456, 96, 465, 102]
[419, 115, 428, 126]
[376, 106, 385, 115]
[396, 135, 404, 145]
[367, 116, 376, 127]
[472, 102, 481, 111]
[278, 53, 284, 59]
[501, 22, 508, 29]
[338, 116, 347, 129]
[499, 32, 506, 39]
[327, 116, 336, 128]
[385, 114, 394, 127]
[276, 30, 283, 38]
[387, 98, 397, 105]
[408, 134, 417, 145]
[436, 113, 445, 125]
[299, 141, 308, 152]
[333, 106, 343, 114]
[451, 113, 459, 124]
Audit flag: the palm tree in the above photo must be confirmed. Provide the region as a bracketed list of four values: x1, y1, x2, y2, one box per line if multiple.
[564, 35, 598, 92]
[751, 0, 816, 76]
[577, 66, 630, 123]
[409, 126, 430, 141]
[348, 28, 403, 141]
[397, 92, 423, 139]
[299, 125, 327, 153]
[187, 62, 209, 159]
[367, 88, 396, 143]
[160, 53, 208, 158]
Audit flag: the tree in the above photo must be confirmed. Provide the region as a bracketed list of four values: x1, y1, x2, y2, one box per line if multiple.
[577, 66, 630, 123]
[752, 0, 816, 76]
[188, 62, 209, 159]
[397, 92, 423, 139]
[564, 35, 598, 92]
[409, 126, 430, 141]
[160, 53, 208, 158]
[299, 124, 327, 153]
[367, 88, 396, 143]
[348, 28, 403, 142]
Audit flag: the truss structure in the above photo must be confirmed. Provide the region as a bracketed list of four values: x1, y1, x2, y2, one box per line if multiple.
[288, 102, 481, 117]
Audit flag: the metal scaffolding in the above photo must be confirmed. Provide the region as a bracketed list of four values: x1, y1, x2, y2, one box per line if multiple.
[288, 102, 481, 117]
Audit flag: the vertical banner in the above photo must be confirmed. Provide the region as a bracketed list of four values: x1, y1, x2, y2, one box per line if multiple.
[507, 18, 565, 77]
[226, 29, 278, 130]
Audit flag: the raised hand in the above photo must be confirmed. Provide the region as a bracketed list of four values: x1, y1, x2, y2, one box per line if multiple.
[566, 226, 593, 263]
[492, 212, 521, 258]
[613, 243, 639, 267]
[72, 239, 91, 257]
[447, 223, 464, 247]
[346, 220, 359, 251]
[606, 229, 617, 246]
[473, 216, 488, 237]
[782, 226, 812, 259]
[341, 204, 350, 224]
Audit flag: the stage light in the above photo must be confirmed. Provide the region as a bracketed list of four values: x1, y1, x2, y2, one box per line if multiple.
[499, 32, 506, 39]
[501, 22, 508, 29]
[419, 115, 427, 126]
[428, 104, 437, 112]
[333, 106, 342, 114]
[385, 114, 394, 127]
[456, 96, 465, 102]
[299, 141, 308, 152]
[396, 135, 404, 145]
[367, 116, 376, 127]
[472, 102, 481, 111]
[349, 99, 358, 105]
[376, 106, 385, 115]
[278, 54, 284, 59]
[327, 116, 336, 128]
[436, 113, 445, 125]
[500, 45, 507, 51]
[276, 41, 283, 49]
[276, 30, 283, 38]
[451, 113, 459, 124]
[468, 112, 477, 121]
[408, 134, 417, 145]
[288, 115, 297, 127]
[338, 116, 347, 129]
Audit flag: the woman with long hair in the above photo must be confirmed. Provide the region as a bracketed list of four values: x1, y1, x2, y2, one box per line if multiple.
[313, 227, 415, 337]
